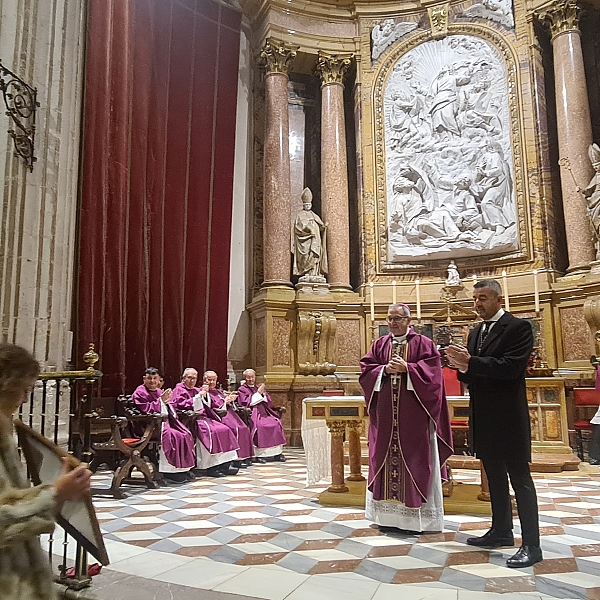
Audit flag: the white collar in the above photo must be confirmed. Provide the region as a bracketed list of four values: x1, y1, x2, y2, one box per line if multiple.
[487, 308, 504, 323]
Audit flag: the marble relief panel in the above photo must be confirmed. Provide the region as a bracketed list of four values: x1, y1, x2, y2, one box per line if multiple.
[336, 319, 361, 367]
[255, 317, 266, 368]
[560, 306, 593, 362]
[378, 35, 518, 263]
[272, 316, 291, 367]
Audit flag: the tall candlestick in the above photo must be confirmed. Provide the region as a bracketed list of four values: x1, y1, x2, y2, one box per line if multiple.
[392, 280, 397, 304]
[370, 282, 375, 321]
[415, 279, 421, 320]
[502, 270, 510, 312]
[533, 270, 540, 313]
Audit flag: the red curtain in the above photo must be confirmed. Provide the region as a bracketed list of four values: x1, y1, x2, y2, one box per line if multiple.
[78, 0, 241, 395]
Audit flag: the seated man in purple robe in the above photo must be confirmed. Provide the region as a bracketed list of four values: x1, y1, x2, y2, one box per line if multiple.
[170, 368, 239, 476]
[199, 371, 254, 467]
[132, 367, 196, 483]
[360, 303, 453, 533]
[237, 369, 286, 463]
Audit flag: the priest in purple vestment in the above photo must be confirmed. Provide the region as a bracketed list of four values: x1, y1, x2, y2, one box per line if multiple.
[170, 368, 239, 476]
[360, 303, 453, 532]
[237, 369, 287, 463]
[201, 371, 254, 466]
[132, 367, 196, 483]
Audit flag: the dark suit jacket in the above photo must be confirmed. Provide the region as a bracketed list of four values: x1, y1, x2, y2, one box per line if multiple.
[458, 312, 534, 461]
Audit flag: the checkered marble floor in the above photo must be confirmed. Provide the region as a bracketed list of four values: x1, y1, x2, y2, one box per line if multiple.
[73, 451, 600, 599]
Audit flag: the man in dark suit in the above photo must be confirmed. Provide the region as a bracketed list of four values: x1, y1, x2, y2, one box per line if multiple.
[445, 278, 541, 568]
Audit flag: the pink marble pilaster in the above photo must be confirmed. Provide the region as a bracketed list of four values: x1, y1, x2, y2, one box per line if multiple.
[539, 1, 595, 273]
[316, 52, 353, 291]
[261, 39, 297, 287]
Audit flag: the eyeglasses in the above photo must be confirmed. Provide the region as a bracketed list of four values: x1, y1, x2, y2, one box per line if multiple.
[387, 316, 410, 323]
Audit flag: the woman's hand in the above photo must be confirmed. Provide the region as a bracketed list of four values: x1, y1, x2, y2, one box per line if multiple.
[54, 460, 92, 507]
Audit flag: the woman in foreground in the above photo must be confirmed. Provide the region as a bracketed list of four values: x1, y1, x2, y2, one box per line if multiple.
[0, 343, 92, 599]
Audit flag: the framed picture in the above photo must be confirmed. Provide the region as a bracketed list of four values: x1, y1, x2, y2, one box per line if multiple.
[14, 420, 109, 566]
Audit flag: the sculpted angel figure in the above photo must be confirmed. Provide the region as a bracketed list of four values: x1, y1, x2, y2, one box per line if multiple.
[292, 188, 328, 279]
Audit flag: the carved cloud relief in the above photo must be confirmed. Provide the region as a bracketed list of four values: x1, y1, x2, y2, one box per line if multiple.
[382, 35, 518, 262]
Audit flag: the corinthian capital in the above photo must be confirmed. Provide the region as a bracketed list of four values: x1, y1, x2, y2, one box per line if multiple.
[315, 51, 353, 86]
[260, 38, 297, 75]
[537, 0, 581, 39]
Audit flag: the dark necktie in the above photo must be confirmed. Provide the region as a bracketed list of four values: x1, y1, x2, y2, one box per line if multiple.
[478, 321, 493, 353]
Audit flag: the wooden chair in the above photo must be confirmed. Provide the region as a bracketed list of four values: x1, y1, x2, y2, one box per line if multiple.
[90, 395, 165, 498]
[573, 387, 600, 461]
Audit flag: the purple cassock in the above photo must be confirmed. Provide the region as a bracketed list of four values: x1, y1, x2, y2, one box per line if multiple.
[208, 389, 254, 460]
[237, 384, 287, 449]
[360, 330, 453, 509]
[131, 385, 195, 470]
[170, 383, 238, 455]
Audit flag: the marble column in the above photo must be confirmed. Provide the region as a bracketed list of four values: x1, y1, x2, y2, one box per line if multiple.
[316, 51, 353, 292]
[326, 420, 349, 492]
[260, 39, 297, 287]
[346, 420, 365, 482]
[539, 0, 595, 274]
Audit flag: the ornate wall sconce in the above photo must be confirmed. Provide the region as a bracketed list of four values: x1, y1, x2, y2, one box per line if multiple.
[0, 60, 39, 171]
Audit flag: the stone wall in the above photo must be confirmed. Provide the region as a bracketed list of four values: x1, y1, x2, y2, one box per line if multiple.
[0, 0, 86, 368]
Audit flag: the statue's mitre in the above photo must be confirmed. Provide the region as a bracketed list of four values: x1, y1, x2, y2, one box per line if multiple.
[301, 187, 313, 203]
[589, 143, 600, 170]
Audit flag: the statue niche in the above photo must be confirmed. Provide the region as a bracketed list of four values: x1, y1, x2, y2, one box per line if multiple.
[292, 188, 328, 283]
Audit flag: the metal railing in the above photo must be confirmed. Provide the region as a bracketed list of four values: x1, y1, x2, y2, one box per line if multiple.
[17, 343, 102, 589]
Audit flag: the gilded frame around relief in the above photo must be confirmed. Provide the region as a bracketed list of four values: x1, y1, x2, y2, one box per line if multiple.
[371, 23, 531, 273]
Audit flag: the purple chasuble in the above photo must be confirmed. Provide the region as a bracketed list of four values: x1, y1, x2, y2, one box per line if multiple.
[170, 383, 238, 454]
[237, 384, 287, 448]
[208, 389, 254, 460]
[359, 330, 453, 509]
[131, 385, 195, 469]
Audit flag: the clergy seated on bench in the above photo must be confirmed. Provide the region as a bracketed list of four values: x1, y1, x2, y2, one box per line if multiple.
[170, 368, 240, 477]
[132, 367, 196, 484]
[201, 371, 254, 468]
[237, 369, 286, 463]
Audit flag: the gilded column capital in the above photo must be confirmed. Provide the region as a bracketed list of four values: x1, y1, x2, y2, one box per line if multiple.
[537, 0, 581, 39]
[260, 38, 298, 75]
[346, 420, 363, 435]
[326, 419, 347, 437]
[315, 51, 353, 86]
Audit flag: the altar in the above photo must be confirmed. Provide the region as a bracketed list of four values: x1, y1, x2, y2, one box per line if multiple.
[303, 378, 580, 508]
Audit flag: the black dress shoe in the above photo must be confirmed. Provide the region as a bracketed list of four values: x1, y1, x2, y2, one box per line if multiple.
[206, 467, 226, 477]
[506, 545, 543, 568]
[466, 529, 514, 548]
[254, 457, 267, 464]
[163, 472, 188, 484]
[275, 454, 286, 462]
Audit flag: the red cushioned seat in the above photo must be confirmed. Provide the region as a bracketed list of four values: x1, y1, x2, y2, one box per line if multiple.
[121, 438, 141, 445]
[574, 420, 592, 430]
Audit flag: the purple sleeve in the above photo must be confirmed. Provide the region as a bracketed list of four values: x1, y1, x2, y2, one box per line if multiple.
[132, 386, 162, 413]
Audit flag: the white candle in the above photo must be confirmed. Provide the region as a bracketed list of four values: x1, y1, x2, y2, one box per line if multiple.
[473, 274, 477, 284]
[370, 282, 375, 321]
[415, 279, 421, 320]
[392, 280, 397, 304]
[533, 270, 540, 313]
[502, 270, 510, 312]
